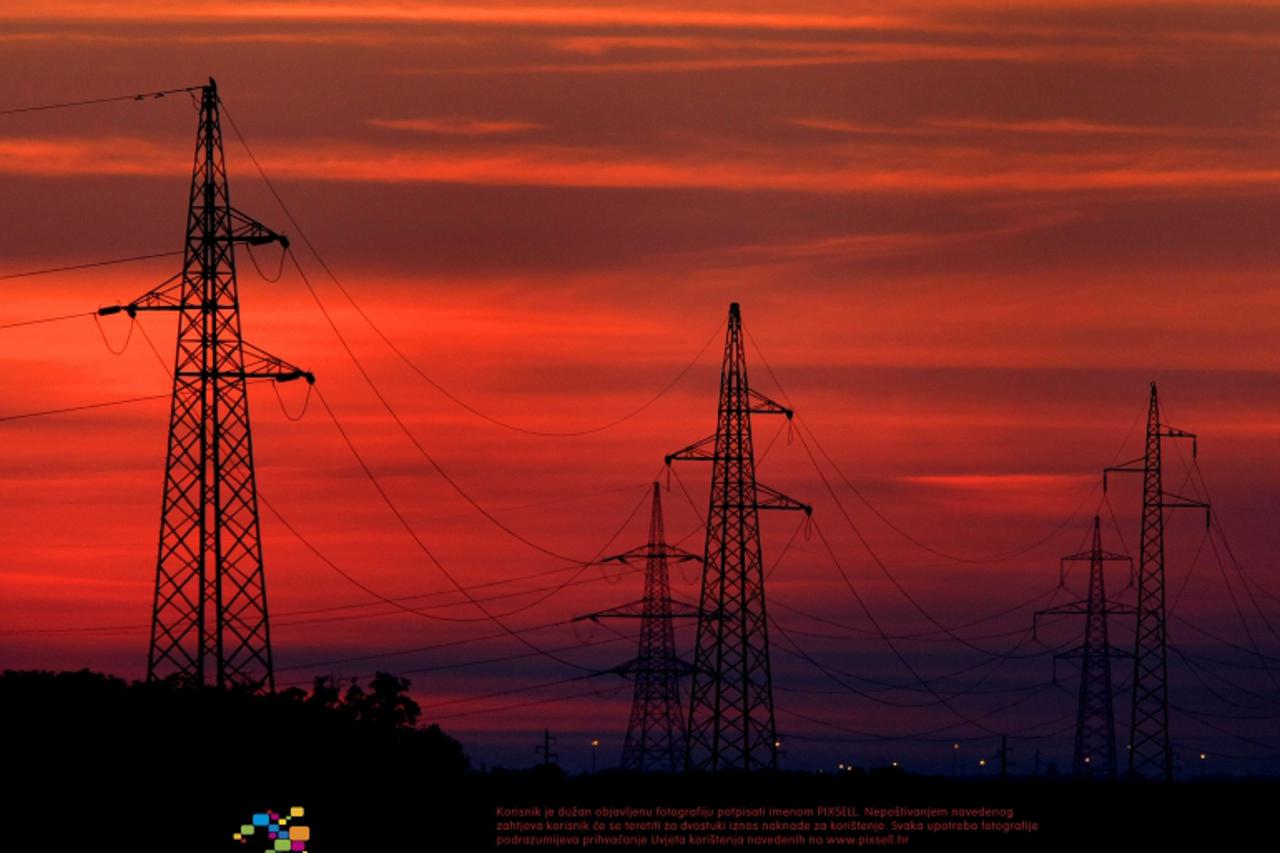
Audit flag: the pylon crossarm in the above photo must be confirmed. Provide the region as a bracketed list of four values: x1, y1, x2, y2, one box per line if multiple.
[606, 656, 696, 678]
[1158, 425, 1197, 459]
[579, 598, 701, 620]
[655, 545, 702, 562]
[1160, 492, 1209, 510]
[576, 600, 644, 619]
[756, 483, 811, 514]
[747, 389, 792, 418]
[1037, 601, 1089, 619]
[97, 273, 184, 316]
[238, 341, 315, 383]
[1038, 599, 1137, 620]
[666, 435, 715, 464]
[601, 544, 702, 564]
[227, 207, 289, 248]
[667, 597, 701, 616]
[591, 660, 640, 678]
[1061, 550, 1132, 564]
[1102, 458, 1144, 491]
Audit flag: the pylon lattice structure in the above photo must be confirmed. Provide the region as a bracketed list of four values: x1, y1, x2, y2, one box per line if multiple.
[1035, 516, 1135, 778]
[666, 303, 810, 772]
[99, 78, 312, 690]
[580, 483, 701, 772]
[1104, 382, 1208, 781]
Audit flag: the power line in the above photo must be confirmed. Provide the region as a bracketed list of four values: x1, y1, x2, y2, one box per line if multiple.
[277, 617, 583, 673]
[289, 249, 603, 565]
[221, 101, 721, 438]
[1189, 457, 1280, 646]
[428, 682, 629, 723]
[418, 674, 593, 712]
[806, 516, 1015, 736]
[1171, 645, 1279, 709]
[0, 393, 168, 423]
[0, 85, 201, 116]
[1170, 705, 1280, 757]
[776, 687, 1076, 745]
[795, 423, 1061, 658]
[798, 413, 1113, 566]
[744, 323, 1148, 566]
[261, 487, 643, 625]
[312, 385, 611, 673]
[772, 585, 1064, 644]
[0, 251, 183, 282]
[0, 311, 93, 329]
[771, 617, 1056, 708]
[278, 632, 634, 689]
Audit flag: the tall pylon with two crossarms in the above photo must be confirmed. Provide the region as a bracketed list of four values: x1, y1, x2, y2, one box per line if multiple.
[99, 79, 312, 690]
[666, 303, 809, 772]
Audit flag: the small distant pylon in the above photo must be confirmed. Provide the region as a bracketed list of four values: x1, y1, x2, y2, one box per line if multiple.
[98, 78, 312, 690]
[536, 729, 558, 766]
[1104, 382, 1209, 781]
[1035, 516, 1135, 779]
[578, 483, 701, 773]
[666, 302, 810, 772]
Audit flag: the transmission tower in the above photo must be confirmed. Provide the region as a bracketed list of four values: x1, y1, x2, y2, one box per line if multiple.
[1035, 516, 1135, 778]
[1104, 382, 1208, 781]
[578, 483, 700, 773]
[99, 78, 312, 690]
[536, 729, 558, 767]
[666, 302, 810, 772]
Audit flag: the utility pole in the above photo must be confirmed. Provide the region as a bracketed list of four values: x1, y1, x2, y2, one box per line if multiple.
[98, 78, 311, 690]
[666, 303, 810, 772]
[1105, 382, 1209, 781]
[576, 483, 701, 773]
[1035, 516, 1135, 779]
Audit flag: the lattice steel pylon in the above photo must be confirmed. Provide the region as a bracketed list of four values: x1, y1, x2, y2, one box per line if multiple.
[1035, 516, 1135, 779]
[1104, 382, 1208, 781]
[666, 302, 810, 772]
[578, 483, 701, 772]
[98, 78, 312, 690]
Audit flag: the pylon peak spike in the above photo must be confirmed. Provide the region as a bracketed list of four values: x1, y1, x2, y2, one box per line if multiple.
[729, 302, 741, 320]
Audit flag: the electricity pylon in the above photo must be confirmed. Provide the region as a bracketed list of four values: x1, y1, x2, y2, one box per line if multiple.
[99, 78, 312, 690]
[578, 483, 700, 772]
[1035, 516, 1135, 778]
[1105, 382, 1209, 781]
[666, 302, 810, 772]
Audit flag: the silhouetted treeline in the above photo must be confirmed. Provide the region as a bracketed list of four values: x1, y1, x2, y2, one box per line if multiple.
[3, 668, 468, 852]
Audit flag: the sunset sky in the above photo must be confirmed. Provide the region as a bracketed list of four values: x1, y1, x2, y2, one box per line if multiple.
[1, 1, 1278, 775]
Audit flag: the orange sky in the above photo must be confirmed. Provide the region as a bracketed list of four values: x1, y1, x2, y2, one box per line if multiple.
[1, 0, 1278, 774]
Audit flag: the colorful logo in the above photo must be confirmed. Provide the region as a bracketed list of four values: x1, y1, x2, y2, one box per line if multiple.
[233, 807, 310, 852]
